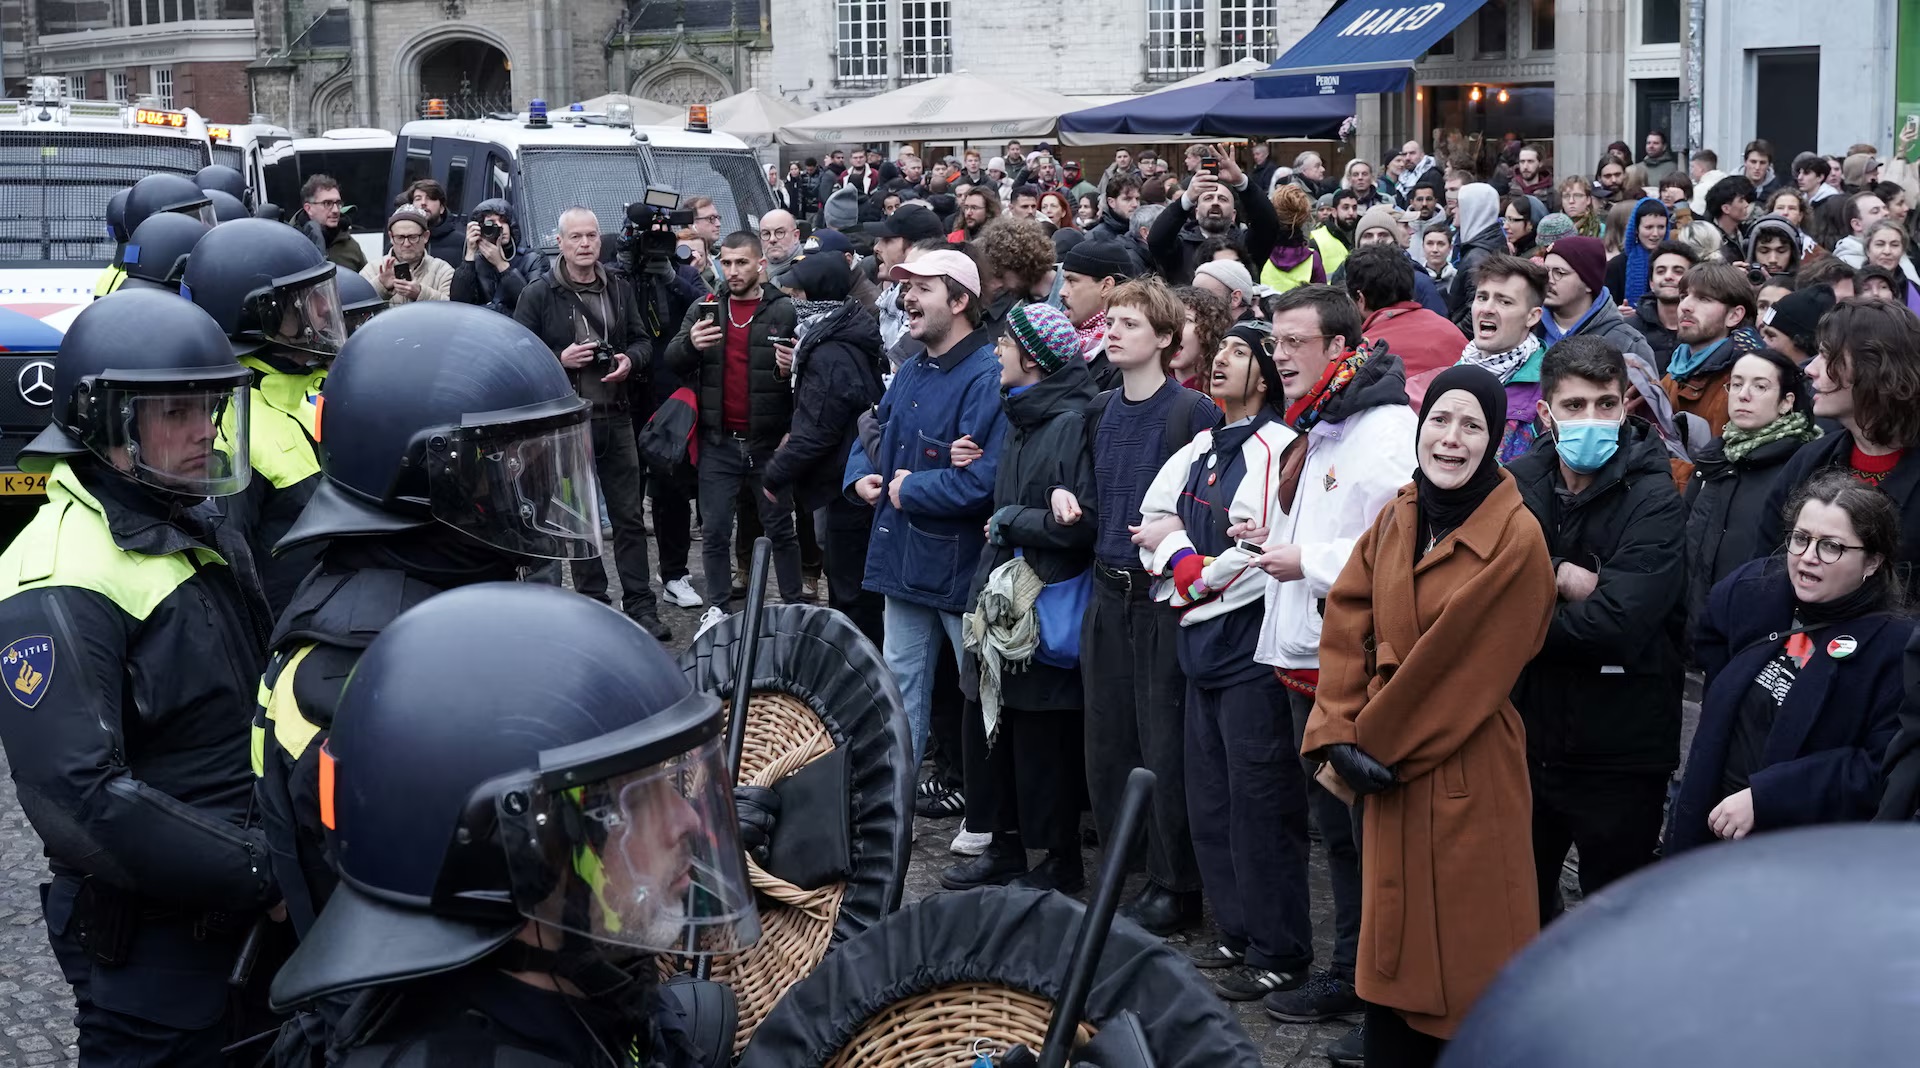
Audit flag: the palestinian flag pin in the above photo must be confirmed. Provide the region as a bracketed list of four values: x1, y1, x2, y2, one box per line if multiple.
[1828, 636, 1858, 660]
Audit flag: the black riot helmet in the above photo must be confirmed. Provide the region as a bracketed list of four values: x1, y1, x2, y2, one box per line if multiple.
[182, 218, 345, 360]
[278, 302, 602, 561]
[124, 172, 216, 234]
[21, 289, 251, 497]
[332, 267, 387, 332]
[1442, 825, 1920, 1068]
[118, 211, 209, 292]
[194, 163, 247, 202]
[106, 188, 132, 245]
[204, 189, 248, 223]
[268, 584, 758, 1010]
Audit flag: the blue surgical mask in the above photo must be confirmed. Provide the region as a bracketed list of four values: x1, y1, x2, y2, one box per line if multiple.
[1553, 418, 1621, 473]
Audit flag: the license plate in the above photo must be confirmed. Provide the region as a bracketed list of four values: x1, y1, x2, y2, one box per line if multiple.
[0, 473, 46, 496]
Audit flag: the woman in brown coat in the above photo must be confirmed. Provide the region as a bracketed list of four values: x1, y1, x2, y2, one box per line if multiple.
[1303, 364, 1557, 1066]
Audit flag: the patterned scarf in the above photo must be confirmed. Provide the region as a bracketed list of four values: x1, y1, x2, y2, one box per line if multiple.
[1076, 308, 1109, 356]
[1721, 410, 1820, 463]
[1458, 333, 1542, 385]
[792, 299, 840, 345]
[1283, 344, 1372, 433]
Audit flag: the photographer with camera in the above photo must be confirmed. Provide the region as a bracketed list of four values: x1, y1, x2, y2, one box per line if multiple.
[449, 197, 546, 313]
[360, 206, 452, 304]
[513, 206, 671, 639]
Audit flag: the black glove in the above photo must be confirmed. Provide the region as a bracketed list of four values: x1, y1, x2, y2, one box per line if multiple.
[733, 784, 781, 866]
[1325, 743, 1396, 796]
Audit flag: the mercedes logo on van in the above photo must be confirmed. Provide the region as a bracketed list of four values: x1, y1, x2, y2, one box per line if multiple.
[17, 361, 54, 407]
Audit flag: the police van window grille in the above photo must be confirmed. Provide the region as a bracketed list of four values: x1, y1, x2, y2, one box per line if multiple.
[210, 144, 244, 172]
[645, 148, 774, 234]
[517, 148, 650, 252]
[0, 133, 208, 260]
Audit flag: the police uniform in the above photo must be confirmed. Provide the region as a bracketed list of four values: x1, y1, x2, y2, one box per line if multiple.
[93, 188, 133, 300]
[250, 302, 610, 938]
[0, 290, 276, 1063]
[184, 217, 350, 616]
[267, 584, 752, 1068]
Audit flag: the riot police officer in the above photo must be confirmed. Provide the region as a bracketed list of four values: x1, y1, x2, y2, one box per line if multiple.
[335, 267, 388, 332]
[92, 188, 133, 298]
[0, 289, 276, 1063]
[253, 301, 607, 941]
[207, 188, 251, 223]
[195, 162, 250, 207]
[123, 171, 215, 234]
[268, 583, 755, 1066]
[115, 210, 209, 294]
[183, 218, 347, 614]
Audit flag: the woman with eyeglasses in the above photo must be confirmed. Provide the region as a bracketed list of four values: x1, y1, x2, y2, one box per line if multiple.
[1683, 349, 1821, 627]
[1667, 469, 1909, 853]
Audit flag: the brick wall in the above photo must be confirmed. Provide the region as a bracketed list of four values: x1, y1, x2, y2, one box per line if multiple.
[177, 60, 252, 120]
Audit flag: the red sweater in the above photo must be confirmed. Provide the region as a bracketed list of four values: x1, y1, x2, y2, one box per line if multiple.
[721, 296, 759, 432]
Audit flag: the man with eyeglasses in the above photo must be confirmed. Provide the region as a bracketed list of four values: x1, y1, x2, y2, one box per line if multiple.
[759, 209, 802, 270]
[298, 173, 366, 272]
[687, 196, 724, 292]
[1506, 336, 1687, 927]
[361, 206, 452, 305]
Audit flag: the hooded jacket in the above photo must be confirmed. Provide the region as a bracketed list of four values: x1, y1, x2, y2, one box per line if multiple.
[1744, 213, 1806, 275]
[425, 209, 465, 269]
[1362, 301, 1469, 379]
[1602, 198, 1672, 308]
[1536, 291, 1657, 366]
[1507, 418, 1688, 772]
[1669, 557, 1907, 853]
[1253, 355, 1417, 670]
[449, 200, 548, 314]
[965, 361, 1100, 712]
[1682, 428, 1815, 628]
[1631, 296, 1680, 374]
[1447, 185, 1507, 333]
[762, 301, 887, 513]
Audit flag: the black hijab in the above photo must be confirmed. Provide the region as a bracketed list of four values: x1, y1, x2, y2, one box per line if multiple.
[1414, 364, 1508, 546]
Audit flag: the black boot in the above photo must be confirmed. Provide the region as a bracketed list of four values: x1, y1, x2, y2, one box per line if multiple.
[939, 838, 1027, 891]
[1119, 883, 1203, 935]
[1010, 852, 1085, 895]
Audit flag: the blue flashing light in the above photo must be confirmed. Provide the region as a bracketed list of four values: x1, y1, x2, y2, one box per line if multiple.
[529, 99, 548, 119]
[569, 102, 585, 112]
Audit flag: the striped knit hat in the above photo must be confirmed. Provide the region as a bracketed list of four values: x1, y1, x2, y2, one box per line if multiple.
[1006, 301, 1081, 375]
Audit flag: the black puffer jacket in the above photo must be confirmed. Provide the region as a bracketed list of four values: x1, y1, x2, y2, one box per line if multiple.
[1632, 297, 1680, 375]
[763, 301, 887, 512]
[965, 359, 1099, 712]
[1508, 418, 1689, 772]
[664, 282, 799, 456]
[1145, 180, 1280, 285]
[1682, 431, 1813, 629]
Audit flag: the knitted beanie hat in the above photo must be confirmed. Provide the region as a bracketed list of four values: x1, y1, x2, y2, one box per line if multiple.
[1006, 301, 1081, 375]
[1536, 212, 1577, 244]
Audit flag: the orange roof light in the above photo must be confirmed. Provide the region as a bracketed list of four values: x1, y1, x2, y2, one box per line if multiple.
[423, 98, 448, 119]
[687, 103, 710, 132]
[207, 124, 232, 141]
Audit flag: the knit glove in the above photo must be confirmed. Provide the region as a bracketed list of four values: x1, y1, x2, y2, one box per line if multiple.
[1169, 549, 1210, 600]
[1325, 744, 1396, 796]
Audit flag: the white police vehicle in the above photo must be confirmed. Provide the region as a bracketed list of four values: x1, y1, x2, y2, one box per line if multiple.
[0, 76, 214, 511]
[392, 99, 772, 256]
[261, 128, 398, 263]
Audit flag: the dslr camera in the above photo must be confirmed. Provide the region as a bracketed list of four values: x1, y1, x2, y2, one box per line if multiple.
[622, 186, 698, 276]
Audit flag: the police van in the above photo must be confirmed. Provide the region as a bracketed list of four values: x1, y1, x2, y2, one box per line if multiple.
[0, 76, 213, 516]
[392, 100, 772, 257]
[260, 128, 398, 263]
[206, 120, 293, 202]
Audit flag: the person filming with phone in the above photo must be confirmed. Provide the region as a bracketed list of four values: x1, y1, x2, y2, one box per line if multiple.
[1147, 142, 1280, 286]
[450, 197, 546, 314]
[361, 205, 451, 304]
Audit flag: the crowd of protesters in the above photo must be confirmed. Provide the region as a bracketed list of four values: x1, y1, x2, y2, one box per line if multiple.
[360, 129, 1920, 1067]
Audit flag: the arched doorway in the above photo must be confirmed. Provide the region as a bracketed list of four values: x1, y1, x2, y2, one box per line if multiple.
[417, 39, 511, 119]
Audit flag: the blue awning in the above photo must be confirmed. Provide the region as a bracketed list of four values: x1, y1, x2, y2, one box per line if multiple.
[1059, 79, 1355, 145]
[1253, 0, 1491, 99]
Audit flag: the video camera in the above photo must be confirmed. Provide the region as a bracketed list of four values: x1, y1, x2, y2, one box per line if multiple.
[621, 186, 697, 276]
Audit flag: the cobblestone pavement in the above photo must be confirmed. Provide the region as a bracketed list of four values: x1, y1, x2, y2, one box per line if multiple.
[0, 530, 1697, 1066]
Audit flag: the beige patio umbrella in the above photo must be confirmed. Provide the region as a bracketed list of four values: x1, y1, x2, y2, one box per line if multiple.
[700, 87, 821, 147]
[565, 93, 682, 126]
[777, 71, 1082, 146]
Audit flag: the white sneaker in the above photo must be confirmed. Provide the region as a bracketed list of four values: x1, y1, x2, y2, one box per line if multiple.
[661, 577, 701, 608]
[694, 605, 728, 640]
[950, 829, 992, 856]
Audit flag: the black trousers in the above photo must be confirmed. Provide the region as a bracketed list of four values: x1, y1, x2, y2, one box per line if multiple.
[1185, 669, 1313, 974]
[42, 876, 249, 1067]
[1081, 565, 1200, 893]
[698, 435, 802, 606]
[639, 465, 692, 584]
[963, 703, 1085, 859]
[576, 413, 656, 618]
[1530, 765, 1670, 921]
[1364, 1001, 1444, 1068]
[819, 500, 883, 646]
[1289, 687, 1361, 981]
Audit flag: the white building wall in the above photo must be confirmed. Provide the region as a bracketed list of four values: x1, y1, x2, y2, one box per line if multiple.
[1700, 0, 1897, 159]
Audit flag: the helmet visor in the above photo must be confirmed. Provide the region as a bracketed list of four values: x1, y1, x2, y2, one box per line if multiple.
[78, 373, 252, 497]
[500, 732, 760, 956]
[163, 198, 217, 227]
[422, 401, 603, 560]
[253, 266, 347, 357]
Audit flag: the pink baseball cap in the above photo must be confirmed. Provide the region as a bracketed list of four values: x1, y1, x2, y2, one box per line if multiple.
[888, 249, 980, 297]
